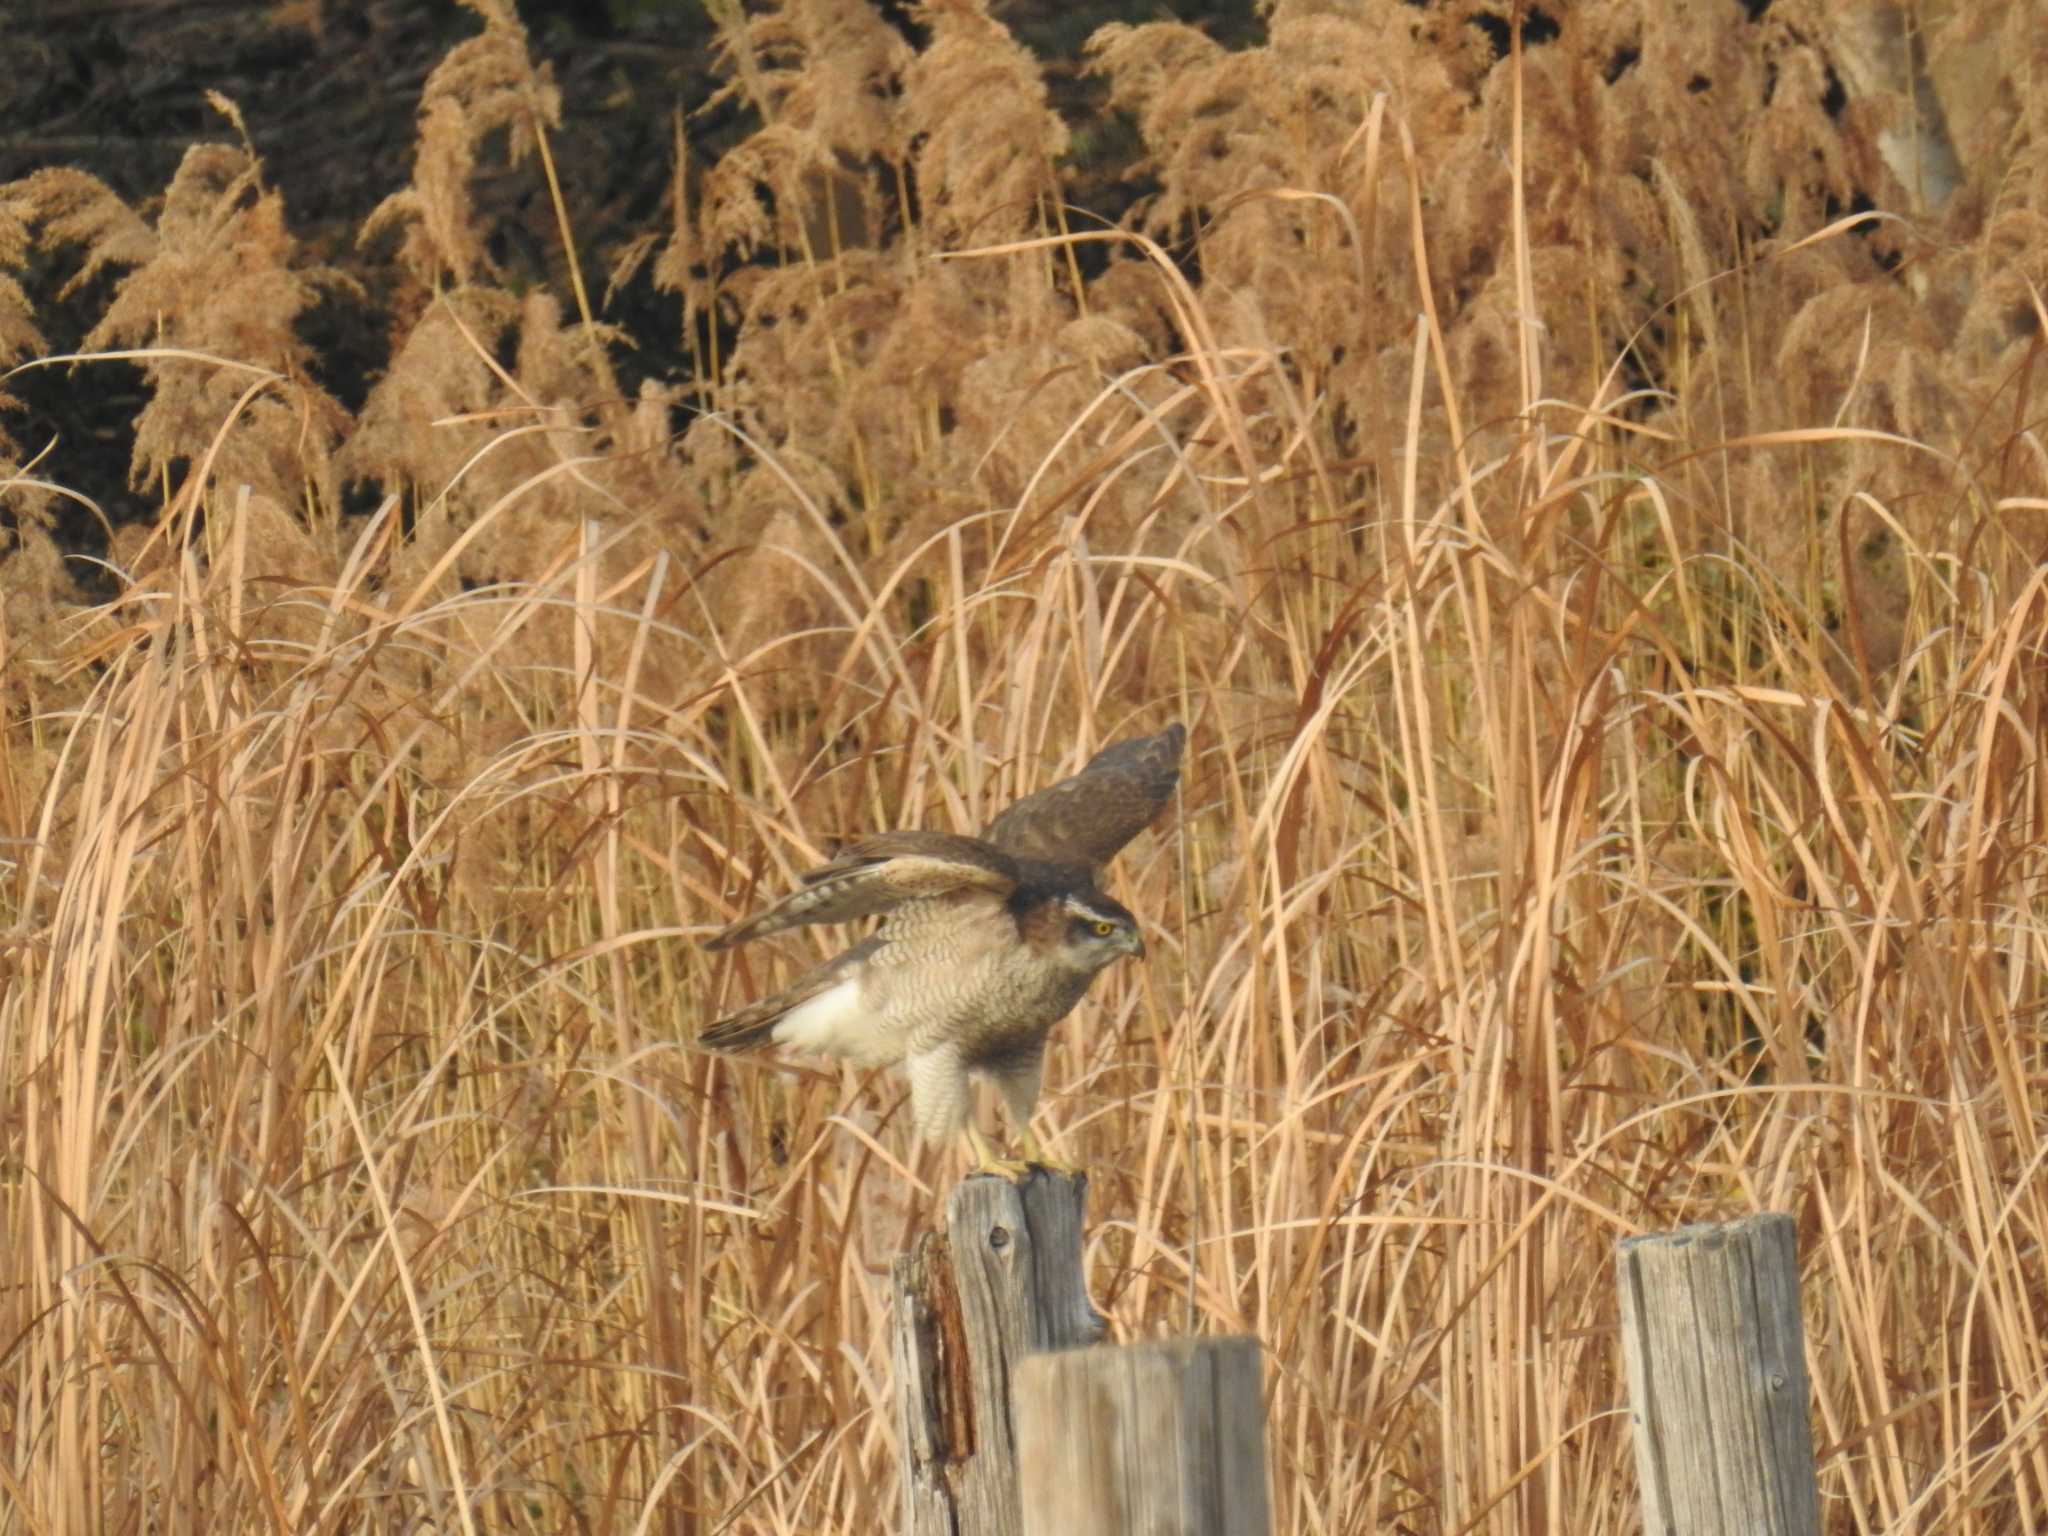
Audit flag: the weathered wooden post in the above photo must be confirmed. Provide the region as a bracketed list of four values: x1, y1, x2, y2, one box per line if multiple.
[892, 1168, 1105, 1535]
[892, 1169, 1269, 1536]
[1011, 1336, 1270, 1536]
[1617, 1213, 1822, 1536]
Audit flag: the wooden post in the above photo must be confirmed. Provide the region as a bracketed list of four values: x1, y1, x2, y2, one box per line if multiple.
[1011, 1336, 1270, 1536]
[892, 1168, 1105, 1536]
[1617, 1213, 1822, 1536]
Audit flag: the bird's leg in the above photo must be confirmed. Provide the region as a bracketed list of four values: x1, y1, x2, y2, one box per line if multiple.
[987, 1051, 1077, 1177]
[962, 1123, 1039, 1184]
[964, 1123, 1000, 1166]
[1011, 1121, 1078, 1177]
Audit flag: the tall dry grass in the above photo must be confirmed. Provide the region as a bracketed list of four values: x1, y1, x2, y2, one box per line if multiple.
[4, 0, 2048, 1531]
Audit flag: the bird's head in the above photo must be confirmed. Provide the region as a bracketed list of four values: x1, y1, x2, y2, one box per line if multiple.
[1046, 890, 1146, 973]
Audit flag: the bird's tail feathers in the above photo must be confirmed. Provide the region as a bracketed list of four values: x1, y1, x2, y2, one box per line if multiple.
[698, 1003, 782, 1053]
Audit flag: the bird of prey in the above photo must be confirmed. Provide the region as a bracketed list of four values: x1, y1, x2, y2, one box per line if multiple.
[699, 723, 1185, 1174]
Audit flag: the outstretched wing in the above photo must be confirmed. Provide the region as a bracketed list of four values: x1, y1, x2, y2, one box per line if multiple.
[983, 723, 1186, 871]
[704, 831, 1019, 951]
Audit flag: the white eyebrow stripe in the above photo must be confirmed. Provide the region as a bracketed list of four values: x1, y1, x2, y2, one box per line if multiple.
[1059, 893, 1122, 922]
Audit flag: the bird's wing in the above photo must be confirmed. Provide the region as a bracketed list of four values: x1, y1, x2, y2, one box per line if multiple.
[983, 723, 1186, 870]
[705, 832, 1019, 951]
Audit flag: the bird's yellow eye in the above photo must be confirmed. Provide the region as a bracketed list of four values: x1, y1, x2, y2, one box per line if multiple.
[1092, 919, 1116, 937]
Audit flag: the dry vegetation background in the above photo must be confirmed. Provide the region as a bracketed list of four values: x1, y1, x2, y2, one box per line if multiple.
[3, 0, 2048, 1530]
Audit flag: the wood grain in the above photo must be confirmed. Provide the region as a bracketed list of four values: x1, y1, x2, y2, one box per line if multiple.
[1618, 1213, 1821, 1536]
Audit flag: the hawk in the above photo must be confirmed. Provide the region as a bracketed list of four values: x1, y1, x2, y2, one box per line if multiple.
[700, 723, 1185, 1173]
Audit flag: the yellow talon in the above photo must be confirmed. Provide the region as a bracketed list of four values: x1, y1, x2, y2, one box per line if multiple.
[962, 1124, 1076, 1181]
[972, 1157, 1042, 1183]
[1012, 1124, 1078, 1177]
